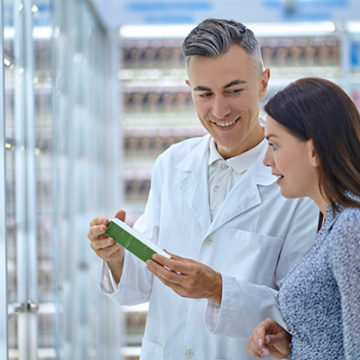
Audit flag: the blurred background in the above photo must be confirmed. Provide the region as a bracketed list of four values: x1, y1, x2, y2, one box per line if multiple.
[1, 0, 360, 359]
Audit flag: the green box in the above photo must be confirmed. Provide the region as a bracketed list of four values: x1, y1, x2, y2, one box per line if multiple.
[105, 218, 170, 263]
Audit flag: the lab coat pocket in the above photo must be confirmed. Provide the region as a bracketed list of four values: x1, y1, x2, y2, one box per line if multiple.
[140, 338, 164, 360]
[218, 228, 283, 286]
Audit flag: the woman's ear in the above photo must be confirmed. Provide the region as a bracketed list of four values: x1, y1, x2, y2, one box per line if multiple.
[307, 139, 321, 167]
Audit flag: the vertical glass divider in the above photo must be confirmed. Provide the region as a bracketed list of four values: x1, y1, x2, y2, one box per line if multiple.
[14, 0, 37, 358]
[0, 0, 8, 358]
[24, 0, 37, 357]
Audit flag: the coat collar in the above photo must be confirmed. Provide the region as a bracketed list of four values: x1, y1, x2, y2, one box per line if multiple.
[176, 134, 276, 186]
[175, 135, 277, 236]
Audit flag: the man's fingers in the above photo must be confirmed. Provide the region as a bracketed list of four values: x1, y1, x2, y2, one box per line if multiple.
[88, 224, 108, 240]
[152, 254, 192, 274]
[267, 333, 290, 345]
[146, 260, 182, 284]
[163, 250, 186, 261]
[90, 237, 115, 251]
[94, 241, 121, 258]
[253, 324, 267, 340]
[89, 216, 109, 227]
[247, 335, 265, 358]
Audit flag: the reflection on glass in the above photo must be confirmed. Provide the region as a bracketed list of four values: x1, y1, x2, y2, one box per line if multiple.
[5, 0, 58, 357]
[33, 0, 58, 356]
[4, 0, 18, 354]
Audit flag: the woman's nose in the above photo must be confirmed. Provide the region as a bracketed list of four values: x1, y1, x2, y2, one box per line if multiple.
[263, 146, 273, 167]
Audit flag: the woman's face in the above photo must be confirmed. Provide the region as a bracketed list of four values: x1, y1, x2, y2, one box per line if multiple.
[263, 116, 319, 199]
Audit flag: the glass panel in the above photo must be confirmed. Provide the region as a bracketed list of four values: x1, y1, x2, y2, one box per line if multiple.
[4, 0, 18, 357]
[33, 0, 57, 358]
[4, 0, 123, 357]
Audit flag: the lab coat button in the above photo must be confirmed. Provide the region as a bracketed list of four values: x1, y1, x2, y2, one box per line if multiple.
[185, 348, 194, 358]
[221, 163, 227, 169]
[204, 237, 212, 245]
[214, 185, 221, 192]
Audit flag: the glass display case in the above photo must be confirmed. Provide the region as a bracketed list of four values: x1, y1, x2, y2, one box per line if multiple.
[2, 0, 123, 358]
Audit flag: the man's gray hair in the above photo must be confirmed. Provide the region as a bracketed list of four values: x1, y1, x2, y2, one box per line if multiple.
[182, 18, 264, 76]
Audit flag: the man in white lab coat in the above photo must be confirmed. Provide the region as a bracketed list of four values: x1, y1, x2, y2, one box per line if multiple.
[88, 19, 318, 359]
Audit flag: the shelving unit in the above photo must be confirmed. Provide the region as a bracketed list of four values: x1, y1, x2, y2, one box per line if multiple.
[119, 27, 346, 221]
[118, 22, 360, 359]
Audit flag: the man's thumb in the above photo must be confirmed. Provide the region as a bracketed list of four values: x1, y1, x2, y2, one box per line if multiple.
[114, 209, 126, 222]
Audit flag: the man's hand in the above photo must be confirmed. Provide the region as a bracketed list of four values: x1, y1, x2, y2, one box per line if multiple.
[247, 318, 291, 359]
[146, 252, 222, 304]
[88, 210, 126, 283]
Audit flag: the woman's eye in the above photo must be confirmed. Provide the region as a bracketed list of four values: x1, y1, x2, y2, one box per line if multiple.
[269, 142, 278, 151]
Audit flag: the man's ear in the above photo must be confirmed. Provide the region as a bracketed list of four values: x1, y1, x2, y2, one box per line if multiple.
[307, 139, 321, 167]
[185, 79, 190, 87]
[259, 68, 270, 100]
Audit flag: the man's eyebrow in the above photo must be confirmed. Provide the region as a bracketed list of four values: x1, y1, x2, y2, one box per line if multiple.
[193, 80, 247, 92]
[193, 85, 211, 92]
[223, 80, 247, 89]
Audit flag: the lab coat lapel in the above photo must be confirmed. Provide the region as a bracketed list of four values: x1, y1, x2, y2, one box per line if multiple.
[206, 145, 277, 237]
[175, 135, 212, 234]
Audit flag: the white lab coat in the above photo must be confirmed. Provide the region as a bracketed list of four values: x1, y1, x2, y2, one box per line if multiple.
[103, 134, 318, 360]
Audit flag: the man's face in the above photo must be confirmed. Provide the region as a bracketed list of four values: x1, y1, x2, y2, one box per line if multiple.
[186, 45, 270, 159]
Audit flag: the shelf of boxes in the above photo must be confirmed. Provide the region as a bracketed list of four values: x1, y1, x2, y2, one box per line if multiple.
[120, 34, 344, 218]
[120, 37, 205, 224]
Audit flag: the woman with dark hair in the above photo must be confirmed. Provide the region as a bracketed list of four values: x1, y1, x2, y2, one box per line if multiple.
[247, 77, 360, 359]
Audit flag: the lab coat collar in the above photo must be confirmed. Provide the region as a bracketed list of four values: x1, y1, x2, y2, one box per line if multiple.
[207, 144, 277, 236]
[175, 135, 277, 235]
[175, 135, 212, 234]
[177, 134, 212, 172]
[177, 135, 276, 186]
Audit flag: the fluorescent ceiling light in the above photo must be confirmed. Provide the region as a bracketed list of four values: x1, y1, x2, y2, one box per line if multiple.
[246, 21, 336, 36]
[33, 26, 52, 39]
[4, 26, 52, 40]
[120, 21, 336, 38]
[120, 24, 195, 38]
[346, 22, 360, 33]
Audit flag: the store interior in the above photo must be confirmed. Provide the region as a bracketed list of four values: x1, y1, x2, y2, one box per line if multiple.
[1, 0, 360, 359]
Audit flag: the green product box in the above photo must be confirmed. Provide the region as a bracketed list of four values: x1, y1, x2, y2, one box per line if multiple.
[105, 218, 170, 263]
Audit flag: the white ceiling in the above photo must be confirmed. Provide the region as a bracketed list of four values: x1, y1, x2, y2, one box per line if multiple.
[90, 0, 360, 29]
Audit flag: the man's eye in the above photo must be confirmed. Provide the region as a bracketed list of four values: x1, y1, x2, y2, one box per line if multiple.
[269, 143, 278, 151]
[199, 93, 212, 98]
[226, 89, 243, 95]
[230, 89, 243, 93]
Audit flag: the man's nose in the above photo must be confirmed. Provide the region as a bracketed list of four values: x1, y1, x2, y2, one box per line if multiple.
[211, 96, 231, 119]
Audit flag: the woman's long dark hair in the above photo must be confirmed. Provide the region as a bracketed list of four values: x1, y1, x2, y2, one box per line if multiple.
[264, 77, 360, 210]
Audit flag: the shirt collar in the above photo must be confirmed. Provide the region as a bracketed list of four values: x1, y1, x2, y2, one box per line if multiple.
[208, 137, 267, 174]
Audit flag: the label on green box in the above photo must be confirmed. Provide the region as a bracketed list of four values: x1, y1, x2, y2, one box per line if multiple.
[105, 218, 170, 263]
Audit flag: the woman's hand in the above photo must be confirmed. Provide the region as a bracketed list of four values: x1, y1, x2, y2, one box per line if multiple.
[247, 318, 291, 359]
